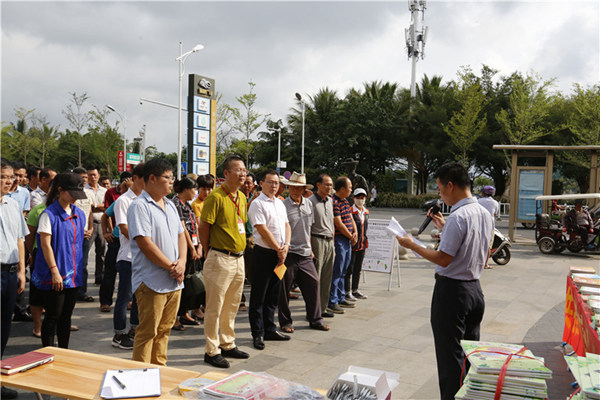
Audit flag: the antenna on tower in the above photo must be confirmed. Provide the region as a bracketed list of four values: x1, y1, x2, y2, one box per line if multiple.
[406, 0, 428, 97]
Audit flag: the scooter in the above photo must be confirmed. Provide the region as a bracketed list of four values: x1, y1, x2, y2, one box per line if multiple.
[430, 228, 511, 265]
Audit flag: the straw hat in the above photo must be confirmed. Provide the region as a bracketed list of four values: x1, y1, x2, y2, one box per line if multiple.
[280, 171, 314, 189]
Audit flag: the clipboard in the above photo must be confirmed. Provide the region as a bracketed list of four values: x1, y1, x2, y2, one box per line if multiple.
[100, 368, 161, 399]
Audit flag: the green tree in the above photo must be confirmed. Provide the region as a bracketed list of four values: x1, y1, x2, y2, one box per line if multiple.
[8, 107, 37, 166]
[226, 81, 270, 168]
[62, 92, 91, 167]
[86, 106, 124, 177]
[30, 116, 59, 168]
[444, 68, 487, 166]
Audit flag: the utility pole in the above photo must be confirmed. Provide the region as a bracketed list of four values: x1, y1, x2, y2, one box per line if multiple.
[405, 0, 428, 195]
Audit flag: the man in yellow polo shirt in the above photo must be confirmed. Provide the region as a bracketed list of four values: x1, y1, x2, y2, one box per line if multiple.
[198, 155, 249, 368]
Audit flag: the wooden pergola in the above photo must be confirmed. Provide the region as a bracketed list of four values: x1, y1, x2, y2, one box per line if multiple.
[493, 145, 600, 242]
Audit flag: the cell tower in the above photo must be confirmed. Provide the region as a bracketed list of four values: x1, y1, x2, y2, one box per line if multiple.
[405, 0, 428, 98]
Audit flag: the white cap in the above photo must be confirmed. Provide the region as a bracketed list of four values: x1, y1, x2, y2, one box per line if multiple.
[353, 188, 367, 197]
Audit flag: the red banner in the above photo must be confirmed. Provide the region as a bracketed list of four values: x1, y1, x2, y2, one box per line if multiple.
[117, 151, 124, 172]
[563, 276, 600, 355]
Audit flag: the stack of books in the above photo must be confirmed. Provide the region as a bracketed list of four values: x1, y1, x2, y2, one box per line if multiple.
[570, 267, 600, 338]
[455, 340, 552, 400]
[564, 353, 600, 399]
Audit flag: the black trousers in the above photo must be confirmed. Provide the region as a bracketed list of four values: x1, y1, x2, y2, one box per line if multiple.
[430, 277, 484, 400]
[40, 287, 78, 348]
[345, 249, 365, 293]
[99, 239, 119, 306]
[249, 245, 282, 338]
[278, 252, 322, 327]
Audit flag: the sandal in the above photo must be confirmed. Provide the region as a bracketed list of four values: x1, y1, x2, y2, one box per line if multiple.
[309, 323, 330, 331]
[281, 325, 294, 333]
[172, 324, 186, 331]
[180, 317, 200, 326]
[70, 325, 79, 332]
[32, 331, 41, 338]
[100, 305, 111, 313]
[192, 313, 204, 322]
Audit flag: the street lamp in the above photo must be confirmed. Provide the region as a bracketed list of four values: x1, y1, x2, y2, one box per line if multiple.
[176, 42, 204, 179]
[295, 92, 305, 174]
[106, 104, 127, 171]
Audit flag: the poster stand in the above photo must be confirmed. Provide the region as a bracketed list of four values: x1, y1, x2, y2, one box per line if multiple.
[362, 219, 401, 291]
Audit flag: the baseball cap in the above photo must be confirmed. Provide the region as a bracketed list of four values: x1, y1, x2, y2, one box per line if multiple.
[55, 173, 87, 200]
[353, 188, 367, 197]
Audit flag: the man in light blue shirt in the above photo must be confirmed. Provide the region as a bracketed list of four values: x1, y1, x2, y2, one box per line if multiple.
[396, 163, 493, 399]
[0, 159, 28, 399]
[6, 162, 30, 214]
[127, 158, 186, 366]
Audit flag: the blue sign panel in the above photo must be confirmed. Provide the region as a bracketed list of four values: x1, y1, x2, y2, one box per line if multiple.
[517, 169, 545, 221]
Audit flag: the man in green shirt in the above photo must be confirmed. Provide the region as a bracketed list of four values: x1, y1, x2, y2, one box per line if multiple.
[199, 155, 250, 368]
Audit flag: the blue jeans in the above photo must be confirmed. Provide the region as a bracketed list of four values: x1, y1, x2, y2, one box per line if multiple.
[1, 269, 18, 357]
[113, 261, 139, 333]
[329, 236, 352, 306]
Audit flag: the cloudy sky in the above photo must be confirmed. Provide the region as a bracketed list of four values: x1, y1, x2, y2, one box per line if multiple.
[2, 1, 599, 158]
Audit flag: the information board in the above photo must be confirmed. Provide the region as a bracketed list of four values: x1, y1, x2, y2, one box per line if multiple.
[187, 74, 216, 177]
[517, 168, 545, 221]
[363, 219, 396, 274]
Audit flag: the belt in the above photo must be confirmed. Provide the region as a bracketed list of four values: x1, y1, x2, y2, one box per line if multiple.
[311, 234, 333, 241]
[434, 273, 478, 283]
[210, 247, 244, 258]
[1, 263, 18, 272]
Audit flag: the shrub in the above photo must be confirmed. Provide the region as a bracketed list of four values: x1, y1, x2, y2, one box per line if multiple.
[375, 192, 439, 208]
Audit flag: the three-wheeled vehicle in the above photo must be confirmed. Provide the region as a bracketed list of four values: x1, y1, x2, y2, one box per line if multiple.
[534, 193, 600, 254]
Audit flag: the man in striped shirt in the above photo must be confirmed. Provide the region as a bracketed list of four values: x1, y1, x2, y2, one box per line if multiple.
[327, 176, 357, 314]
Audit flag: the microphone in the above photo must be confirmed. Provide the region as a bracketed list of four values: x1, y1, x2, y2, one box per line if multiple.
[417, 200, 442, 235]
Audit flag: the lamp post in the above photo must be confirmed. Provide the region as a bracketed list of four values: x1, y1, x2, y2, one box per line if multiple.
[176, 42, 204, 179]
[295, 93, 305, 174]
[106, 104, 127, 171]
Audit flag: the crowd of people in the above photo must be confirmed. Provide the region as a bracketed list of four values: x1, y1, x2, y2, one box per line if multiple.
[0, 154, 373, 396]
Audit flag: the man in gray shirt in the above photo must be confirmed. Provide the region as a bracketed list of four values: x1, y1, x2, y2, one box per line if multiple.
[396, 163, 493, 399]
[278, 172, 329, 333]
[308, 174, 335, 319]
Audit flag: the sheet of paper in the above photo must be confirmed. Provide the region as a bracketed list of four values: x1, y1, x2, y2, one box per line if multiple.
[100, 368, 161, 399]
[386, 217, 427, 258]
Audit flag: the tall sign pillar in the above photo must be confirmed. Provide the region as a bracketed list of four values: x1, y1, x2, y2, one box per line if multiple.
[187, 74, 217, 176]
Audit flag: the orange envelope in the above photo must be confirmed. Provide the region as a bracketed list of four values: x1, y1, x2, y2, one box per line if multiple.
[274, 264, 287, 280]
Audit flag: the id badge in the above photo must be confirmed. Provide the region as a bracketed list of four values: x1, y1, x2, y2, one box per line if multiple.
[237, 218, 245, 235]
[191, 233, 198, 246]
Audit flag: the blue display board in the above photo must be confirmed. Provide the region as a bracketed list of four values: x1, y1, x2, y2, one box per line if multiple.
[517, 169, 545, 221]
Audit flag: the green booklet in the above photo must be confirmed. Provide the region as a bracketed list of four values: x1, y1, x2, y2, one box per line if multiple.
[461, 340, 552, 378]
[564, 354, 600, 399]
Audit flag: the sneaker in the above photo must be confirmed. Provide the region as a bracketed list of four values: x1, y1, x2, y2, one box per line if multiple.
[127, 328, 136, 339]
[326, 304, 345, 314]
[345, 293, 357, 301]
[204, 353, 230, 368]
[353, 290, 368, 300]
[339, 300, 356, 308]
[112, 333, 134, 350]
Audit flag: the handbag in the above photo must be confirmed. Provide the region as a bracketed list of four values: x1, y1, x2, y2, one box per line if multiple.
[185, 270, 205, 295]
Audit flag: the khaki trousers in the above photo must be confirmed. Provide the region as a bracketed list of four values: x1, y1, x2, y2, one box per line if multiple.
[203, 250, 245, 356]
[132, 283, 181, 366]
[311, 236, 335, 313]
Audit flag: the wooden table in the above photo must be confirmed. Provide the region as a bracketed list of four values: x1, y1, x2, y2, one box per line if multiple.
[0, 347, 200, 400]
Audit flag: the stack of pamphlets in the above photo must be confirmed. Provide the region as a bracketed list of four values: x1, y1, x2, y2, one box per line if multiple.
[564, 353, 600, 399]
[455, 340, 552, 400]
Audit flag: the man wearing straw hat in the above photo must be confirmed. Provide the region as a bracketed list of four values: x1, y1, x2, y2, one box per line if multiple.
[278, 172, 330, 333]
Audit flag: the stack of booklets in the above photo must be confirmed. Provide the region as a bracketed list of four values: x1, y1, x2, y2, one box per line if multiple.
[564, 353, 600, 399]
[0, 351, 54, 375]
[455, 340, 552, 400]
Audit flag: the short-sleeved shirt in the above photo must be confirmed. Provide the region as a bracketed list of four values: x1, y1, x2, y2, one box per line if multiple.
[478, 197, 499, 218]
[115, 189, 138, 263]
[332, 194, 353, 237]
[7, 186, 31, 212]
[283, 196, 313, 257]
[26, 204, 47, 250]
[85, 184, 107, 222]
[190, 197, 204, 218]
[172, 196, 196, 237]
[437, 197, 493, 281]
[200, 185, 247, 253]
[74, 188, 94, 230]
[128, 190, 184, 293]
[0, 196, 28, 264]
[104, 186, 121, 208]
[309, 193, 334, 237]
[29, 187, 47, 209]
[249, 192, 288, 249]
[105, 202, 120, 238]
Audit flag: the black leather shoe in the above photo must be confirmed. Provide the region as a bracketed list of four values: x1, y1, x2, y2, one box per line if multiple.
[253, 336, 265, 350]
[13, 311, 33, 322]
[221, 347, 250, 359]
[1, 386, 18, 399]
[264, 330, 291, 341]
[322, 311, 335, 318]
[204, 353, 230, 368]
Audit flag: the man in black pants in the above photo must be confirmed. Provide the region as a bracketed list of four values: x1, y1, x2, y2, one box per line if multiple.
[395, 163, 493, 399]
[248, 170, 291, 350]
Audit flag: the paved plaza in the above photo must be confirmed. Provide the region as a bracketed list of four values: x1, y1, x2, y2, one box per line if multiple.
[5, 208, 599, 399]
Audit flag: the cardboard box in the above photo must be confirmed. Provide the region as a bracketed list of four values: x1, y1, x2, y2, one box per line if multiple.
[329, 366, 400, 400]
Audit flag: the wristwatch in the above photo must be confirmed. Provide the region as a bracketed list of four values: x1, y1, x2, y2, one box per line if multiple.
[284, 242, 290, 246]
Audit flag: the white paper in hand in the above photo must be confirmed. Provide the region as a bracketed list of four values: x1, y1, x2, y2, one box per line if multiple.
[386, 217, 427, 258]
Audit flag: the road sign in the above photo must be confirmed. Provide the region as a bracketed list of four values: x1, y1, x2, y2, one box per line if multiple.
[126, 153, 142, 165]
[181, 162, 187, 176]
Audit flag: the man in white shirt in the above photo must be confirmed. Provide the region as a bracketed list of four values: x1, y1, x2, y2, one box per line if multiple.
[29, 168, 57, 208]
[84, 166, 108, 291]
[111, 163, 145, 350]
[248, 169, 291, 350]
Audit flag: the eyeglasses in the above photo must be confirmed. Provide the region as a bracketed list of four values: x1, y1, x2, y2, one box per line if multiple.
[160, 175, 175, 182]
[263, 180, 279, 186]
[0, 175, 15, 180]
[229, 168, 248, 174]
